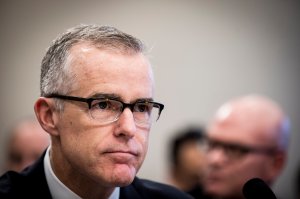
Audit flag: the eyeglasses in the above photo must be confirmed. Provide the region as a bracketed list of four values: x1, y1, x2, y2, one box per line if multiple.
[45, 94, 164, 127]
[204, 139, 276, 159]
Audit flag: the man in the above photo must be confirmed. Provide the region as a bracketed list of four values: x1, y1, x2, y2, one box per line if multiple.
[203, 95, 290, 199]
[167, 126, 208, 198]
[0, 24, 192, 199]
[3, 117, 50, 173]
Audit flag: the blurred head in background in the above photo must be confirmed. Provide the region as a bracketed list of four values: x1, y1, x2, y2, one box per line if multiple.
[203, 94, 290, 199]
[4, 117, 50, 172]
[167, 126, 207, 198]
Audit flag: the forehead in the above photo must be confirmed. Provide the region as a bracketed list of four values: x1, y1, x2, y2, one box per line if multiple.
[67, 43, 154, 100]
[208, 106, 275, 147]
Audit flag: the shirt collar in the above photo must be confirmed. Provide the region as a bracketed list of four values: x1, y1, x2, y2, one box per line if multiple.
[44, 146, 120, 199]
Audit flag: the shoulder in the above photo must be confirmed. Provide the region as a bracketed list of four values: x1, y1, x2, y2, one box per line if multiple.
[121, 177, 193, 199]
[0, 170, 27, 198]
[0, 153, 51, 198]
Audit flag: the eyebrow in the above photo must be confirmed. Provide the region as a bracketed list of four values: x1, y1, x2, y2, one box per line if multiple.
[89, 93, 154, 103]
[89, 93, 120, 99]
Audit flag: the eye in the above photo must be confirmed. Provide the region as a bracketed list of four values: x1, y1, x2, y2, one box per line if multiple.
[91, 100, 110, 110]
[225, 145, 250, 158]
[135, 103, 152, 113]
[206, 141, 217, 150]
[91, 99, 122, 112]
[9, 152, 22, 163]
[98, 101, 108, 109]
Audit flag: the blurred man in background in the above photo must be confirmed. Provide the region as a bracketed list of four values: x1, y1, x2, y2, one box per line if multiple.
[167, 126, 208, 198]
[203, 94, 290, 199]
[3, 117, 50, 173]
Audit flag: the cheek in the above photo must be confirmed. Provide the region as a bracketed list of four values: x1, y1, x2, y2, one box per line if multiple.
[58, 115, 109, 159]
[133, 129, 150, 166]
[233, 157, 268, 180]
[58, 118, 85, 145]
[141, 131, 149, 145]
[248, 157, 273, 177]
[59, 107, 105, 141]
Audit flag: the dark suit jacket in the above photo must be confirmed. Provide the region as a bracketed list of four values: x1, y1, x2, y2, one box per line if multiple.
[0, 153, 193, 199]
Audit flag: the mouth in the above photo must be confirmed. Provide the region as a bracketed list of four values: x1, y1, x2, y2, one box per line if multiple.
[206, 172, 225, 183]
[104, 147, 138, 155]
[105, 150, 138, 156]
[103, 149, 139, 163]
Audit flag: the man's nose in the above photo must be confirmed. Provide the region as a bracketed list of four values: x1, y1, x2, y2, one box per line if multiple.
[114, 108, 137, 139]
[207, 147, 228, 165]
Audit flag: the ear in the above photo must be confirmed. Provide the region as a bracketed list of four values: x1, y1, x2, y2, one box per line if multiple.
[34, 97, 59, 136]
[268, 151, 286, 182]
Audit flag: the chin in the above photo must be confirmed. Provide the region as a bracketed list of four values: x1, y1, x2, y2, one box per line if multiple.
[110, 165, 137, 186]
[204, 185, 223, 197]
[111, 174, 135, 187]
[115, 178, 134, 187]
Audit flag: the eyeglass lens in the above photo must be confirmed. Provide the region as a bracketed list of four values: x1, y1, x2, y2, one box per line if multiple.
[89, 99, 160, 126]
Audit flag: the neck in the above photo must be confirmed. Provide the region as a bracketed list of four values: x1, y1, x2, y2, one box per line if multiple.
[50, 145, 115, 199]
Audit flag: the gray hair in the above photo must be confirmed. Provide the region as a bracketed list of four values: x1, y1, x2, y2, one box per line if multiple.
[40, 24, 146, 111]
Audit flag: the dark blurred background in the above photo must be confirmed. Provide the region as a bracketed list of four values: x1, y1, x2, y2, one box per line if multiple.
[1, 1, 299, 198]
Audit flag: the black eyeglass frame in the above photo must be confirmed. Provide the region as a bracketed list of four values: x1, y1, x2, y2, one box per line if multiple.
[44, 93, 165, 120]
[204, 139, 277, 158]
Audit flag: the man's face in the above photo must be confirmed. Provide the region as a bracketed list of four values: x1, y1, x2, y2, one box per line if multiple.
[53, 44, 154, 187]
[178, 141, 206, 179]
[203, 113, 277, 198]
[7, 122, 49, 172]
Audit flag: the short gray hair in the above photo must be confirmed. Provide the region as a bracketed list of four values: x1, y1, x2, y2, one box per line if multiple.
[40, 24, 146, 97]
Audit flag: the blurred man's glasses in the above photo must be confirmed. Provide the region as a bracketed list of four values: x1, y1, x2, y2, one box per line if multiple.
[45, 94, 164, 127]
[204, 139, 276, 159]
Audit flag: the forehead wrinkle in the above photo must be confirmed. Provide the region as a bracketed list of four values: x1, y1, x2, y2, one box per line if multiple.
[67, 44, 154, 102]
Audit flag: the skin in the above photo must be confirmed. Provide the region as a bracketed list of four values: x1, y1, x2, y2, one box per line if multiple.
[34, 43, 154, 199]
[5, 119, 50, 172]
[203, 95, 287, 199]
[169, 141, 206, 191]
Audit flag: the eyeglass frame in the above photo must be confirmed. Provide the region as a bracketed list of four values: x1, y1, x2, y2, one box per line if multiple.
[44, 93, 164, 125]
[203, 138, 277, 159]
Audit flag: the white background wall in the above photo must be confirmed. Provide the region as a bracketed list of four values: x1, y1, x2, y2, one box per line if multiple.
[1, 1, 299, 198]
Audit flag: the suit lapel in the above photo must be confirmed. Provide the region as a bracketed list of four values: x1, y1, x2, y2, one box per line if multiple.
[21, 150, 52, 198]
[119, 178, 142, 199]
